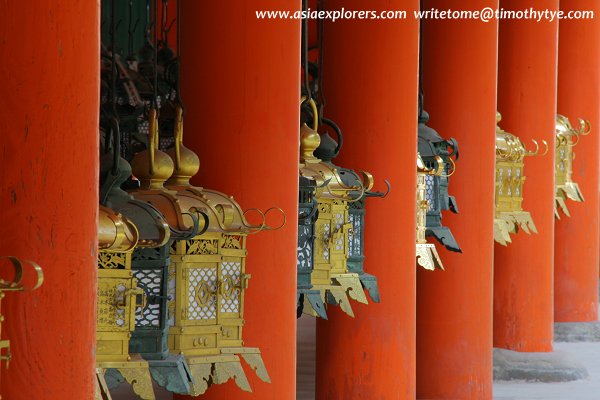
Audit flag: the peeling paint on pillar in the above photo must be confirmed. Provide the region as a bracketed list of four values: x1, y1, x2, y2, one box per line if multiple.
[0, 1, 99, 399]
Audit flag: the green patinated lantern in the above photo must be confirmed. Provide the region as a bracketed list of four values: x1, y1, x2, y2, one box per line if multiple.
[297, 176, 327, 319]
[417, 111, 461, 253]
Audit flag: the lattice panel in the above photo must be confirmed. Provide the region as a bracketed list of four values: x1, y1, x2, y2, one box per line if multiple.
[167, 265, 176, 327]
[187, 267, 218, 320]
[322, 222, 331, 260]
[347, 213, 362, 257]
[424, 175, 436, 212]
[220, 261, 242, 314]
[515, 167, 522, 196]
[334, 213, 344, 251]
[133, 269, 163, 327]
[297, 225, 314, 273]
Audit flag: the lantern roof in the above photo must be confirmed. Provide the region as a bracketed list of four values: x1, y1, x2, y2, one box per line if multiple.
[98, 205, 139, 252]
[496, 112, 528, 163]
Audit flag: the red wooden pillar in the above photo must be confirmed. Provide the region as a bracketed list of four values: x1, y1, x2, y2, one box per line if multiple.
[417, 1, 498, 399]
[494, 0, 559, 352]
[0, 1, 99, 399]
[554, 1, 600, 323]
[176, 1, 300, 399]
[315, 2, 419, 399]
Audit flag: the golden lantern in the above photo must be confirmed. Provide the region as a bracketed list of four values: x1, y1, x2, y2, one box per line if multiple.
[96, 205, 155, 400]
[494, 112, 547, 245]
[555, 114, 591, 218]
[158, 106, 275, 395]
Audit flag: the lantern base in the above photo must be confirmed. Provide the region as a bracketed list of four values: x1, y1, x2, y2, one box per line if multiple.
[99, 357, 155, 400]
[95, 368, 112, 400]
[555, 195, 570, 219]
[298, 289, 328, 319]
[183, 348, 270, 396]
[494, 211, 538, 246]
[358, 272, 380, 303]
[333, 273, 368, 305]
[416, 243, 444, 271]
[560, 182, 585, 203]
[555, 184, 584, 218]
[147, 354, 194, 395]
[427, 226, 462, 252]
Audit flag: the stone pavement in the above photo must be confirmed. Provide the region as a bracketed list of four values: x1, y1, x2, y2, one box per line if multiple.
[494, 341, 600, 400]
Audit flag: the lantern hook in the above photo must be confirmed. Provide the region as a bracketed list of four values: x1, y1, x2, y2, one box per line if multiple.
[321, 117, 343, 158]
[577, 118, 592, 136]
[440, 157, 456, 178]
[524, 139, 540, 156]
[366, 179, 391, 199]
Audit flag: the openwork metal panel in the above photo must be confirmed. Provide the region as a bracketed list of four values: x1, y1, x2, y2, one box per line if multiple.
[424, 175, 436, 212]
[133, 268, 163, 327]
[347, 212, 362, 258]
[220, 261, 242, 314]
[297, 223, 314, 273]
[186, 266, 218, 321]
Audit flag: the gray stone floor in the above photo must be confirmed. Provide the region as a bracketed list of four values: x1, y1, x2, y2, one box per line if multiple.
[111, 315, 600, 399]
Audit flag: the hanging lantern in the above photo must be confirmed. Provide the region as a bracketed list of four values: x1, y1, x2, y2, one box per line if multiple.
[493, 112, 547, 245]
[297, 176, 327, 319]
[299, 98, 386, 318]
[0, 257, 43, 387]
[416, 153, 445, 270]
[417, 111, 460, 252]
[123, 109, 209, 395]
[156, 106, 276, 396]
[96, 205, 156, 400]
[555, 114, 591, 218]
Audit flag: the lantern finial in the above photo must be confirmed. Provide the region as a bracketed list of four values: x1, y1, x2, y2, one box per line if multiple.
[166, 106, 201, 187]
[300, 97, 321, 163]
[131, 108, 175, 190]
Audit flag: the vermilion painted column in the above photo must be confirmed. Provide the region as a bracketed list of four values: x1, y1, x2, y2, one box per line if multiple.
[176, 1, 300, 400]
[315, 2, 419, 399]
[417, 1, 498, 399]
[0, 2, 99, 399]
[554, 1, 600, 323]
[494, 0, 558, 352]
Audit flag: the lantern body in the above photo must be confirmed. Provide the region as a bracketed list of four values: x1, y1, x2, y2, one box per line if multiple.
[129, 246, 170, 359]
[555, 114, 589, 218]
[164, 187, 271, 396]
[493, 113, 538, 245]
[417, 111, 461, 252]
[416, 154, 444, 271]
[297, 177, 327, 318]
[96, 206, 156, 400]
